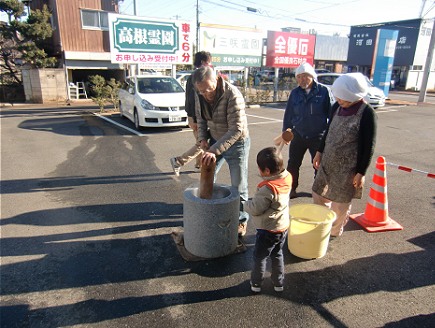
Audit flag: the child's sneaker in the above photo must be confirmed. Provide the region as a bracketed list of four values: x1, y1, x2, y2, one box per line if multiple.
[170, 157, 181, 176]
[194, 166, 202, 173]
[250, 282, 261, 293]
[273, 285, 284, 292]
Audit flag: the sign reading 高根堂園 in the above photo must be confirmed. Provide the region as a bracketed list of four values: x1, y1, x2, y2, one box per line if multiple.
[109, 14, 192, 65]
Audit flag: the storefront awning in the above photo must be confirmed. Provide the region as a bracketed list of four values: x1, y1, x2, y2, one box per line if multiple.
[65, 60, 123, 70]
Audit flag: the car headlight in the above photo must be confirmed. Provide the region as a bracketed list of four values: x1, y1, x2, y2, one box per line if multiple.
[141, 99, 156, 110]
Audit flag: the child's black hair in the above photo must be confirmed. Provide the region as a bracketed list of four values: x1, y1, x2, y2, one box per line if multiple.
[256, 147, 285, 175]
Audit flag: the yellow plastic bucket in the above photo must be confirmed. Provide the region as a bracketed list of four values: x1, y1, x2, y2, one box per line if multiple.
[288, 204, 336, 259]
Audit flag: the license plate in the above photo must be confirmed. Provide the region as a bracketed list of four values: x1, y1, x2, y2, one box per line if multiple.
[169, 116, 182, 122]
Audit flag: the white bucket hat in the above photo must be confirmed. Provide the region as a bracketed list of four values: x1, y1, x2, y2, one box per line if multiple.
[295, 63, 317, 80]
[331, 73, 368, 102]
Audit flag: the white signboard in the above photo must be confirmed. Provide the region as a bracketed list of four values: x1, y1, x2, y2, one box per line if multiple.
[384, 39, 397, 57]
[199, 23, 262, 67]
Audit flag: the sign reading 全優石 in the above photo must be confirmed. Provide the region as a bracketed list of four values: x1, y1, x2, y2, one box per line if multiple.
[266, 31, 315, 67]
[108, 14, 192, 65]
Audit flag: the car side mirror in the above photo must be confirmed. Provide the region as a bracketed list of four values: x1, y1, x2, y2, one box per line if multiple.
[128, 87, 134, 94]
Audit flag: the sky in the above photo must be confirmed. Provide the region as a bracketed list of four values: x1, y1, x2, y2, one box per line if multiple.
[118, 0, 435, 37]
[1, 0, 433, 37]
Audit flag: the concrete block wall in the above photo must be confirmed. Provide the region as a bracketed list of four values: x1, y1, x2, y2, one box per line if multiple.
[21, 67, 68, 104]
[21, 68, 33, 102]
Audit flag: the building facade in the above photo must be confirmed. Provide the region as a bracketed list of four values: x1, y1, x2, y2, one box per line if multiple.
[29, 0, 124, 98]
[313, 34, 349, 73]
[347, 18, 435, 91]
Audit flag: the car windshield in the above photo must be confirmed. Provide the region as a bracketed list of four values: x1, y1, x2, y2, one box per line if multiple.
[137, 77, 184, 94]
[365, 77, 375, 87]
[317, 75, 340, 85]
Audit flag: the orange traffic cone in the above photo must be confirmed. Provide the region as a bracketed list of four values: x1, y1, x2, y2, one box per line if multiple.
[350, 156, 403, 232]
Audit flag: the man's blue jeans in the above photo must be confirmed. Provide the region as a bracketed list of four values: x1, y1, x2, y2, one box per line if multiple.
[211, 137, 250, 223]
[251, 229, 288, 287]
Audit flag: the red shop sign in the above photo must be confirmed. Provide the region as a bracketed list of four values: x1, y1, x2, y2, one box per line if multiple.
[266, 31, 315, 67]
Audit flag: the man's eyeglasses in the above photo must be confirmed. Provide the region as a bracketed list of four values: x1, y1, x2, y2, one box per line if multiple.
[197, 88, 215, 95]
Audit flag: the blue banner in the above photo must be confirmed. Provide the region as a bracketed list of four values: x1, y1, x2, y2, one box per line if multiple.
[371, 29, 399, 97]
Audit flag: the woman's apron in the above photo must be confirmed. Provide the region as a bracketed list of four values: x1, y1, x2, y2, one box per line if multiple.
[312, 103, 367, 203]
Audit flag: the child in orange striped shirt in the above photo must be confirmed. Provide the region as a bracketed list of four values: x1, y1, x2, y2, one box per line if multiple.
[244, 147, 292, 293]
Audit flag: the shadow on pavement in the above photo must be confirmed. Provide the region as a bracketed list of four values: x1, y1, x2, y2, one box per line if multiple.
[1, 227, 433, 327]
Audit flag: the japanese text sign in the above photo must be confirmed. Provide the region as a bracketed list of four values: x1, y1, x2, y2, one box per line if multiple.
[200, 23, 262, 67]
[347, 19, 420, 66]
[266, 31, 315, 67]
[109, 14, 192, 65]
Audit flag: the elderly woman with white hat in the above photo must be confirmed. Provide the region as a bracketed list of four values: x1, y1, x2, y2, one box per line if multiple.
[312, 73, 378, 238]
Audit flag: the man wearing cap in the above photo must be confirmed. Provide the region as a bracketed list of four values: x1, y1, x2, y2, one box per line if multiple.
[170, 51, 212, 176]
[282, 63, 334, 199]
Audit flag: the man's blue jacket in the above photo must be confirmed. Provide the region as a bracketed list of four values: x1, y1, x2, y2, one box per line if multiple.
[283, 81, 334, 138]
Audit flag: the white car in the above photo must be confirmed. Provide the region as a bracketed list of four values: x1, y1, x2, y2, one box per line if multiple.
[119, 75, 188, 129]
[317, 73, 386, 108]
[176, 71, 193, 89]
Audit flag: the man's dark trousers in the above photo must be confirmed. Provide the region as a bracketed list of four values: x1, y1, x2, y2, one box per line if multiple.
[287, 130, 321, 190]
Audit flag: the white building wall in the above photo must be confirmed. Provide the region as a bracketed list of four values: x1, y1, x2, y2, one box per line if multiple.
[406, 19, 435, 91]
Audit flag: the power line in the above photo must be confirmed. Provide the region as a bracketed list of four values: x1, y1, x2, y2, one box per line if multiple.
[423, 1, 435, 16]
[201, 0, 352, 28]
[120, 0, 133, 13]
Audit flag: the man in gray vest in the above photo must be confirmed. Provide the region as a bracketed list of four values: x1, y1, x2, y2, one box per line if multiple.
[192, 66, 251, 237]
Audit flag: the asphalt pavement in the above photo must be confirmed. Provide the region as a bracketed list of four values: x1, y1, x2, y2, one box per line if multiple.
[1, 96, 434, 327]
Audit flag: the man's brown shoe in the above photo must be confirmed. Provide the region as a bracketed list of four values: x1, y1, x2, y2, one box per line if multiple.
[290, 189, 298, 199]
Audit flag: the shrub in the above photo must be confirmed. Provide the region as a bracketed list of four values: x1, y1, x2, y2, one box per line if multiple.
[88, 75, 111, 112]
[107, 78, 122, 111]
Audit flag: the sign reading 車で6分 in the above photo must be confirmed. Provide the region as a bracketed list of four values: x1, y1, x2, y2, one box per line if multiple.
[108, 14, 192, 65]
[266, 31, 315, 67]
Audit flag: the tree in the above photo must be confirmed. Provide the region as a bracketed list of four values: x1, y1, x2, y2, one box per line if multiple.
[88, 75, 111, 112]
[1, 0, 57, 85]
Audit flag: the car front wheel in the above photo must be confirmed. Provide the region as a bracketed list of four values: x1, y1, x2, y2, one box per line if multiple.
[119, 101, 124, 118]
[134, 110, 141, 131]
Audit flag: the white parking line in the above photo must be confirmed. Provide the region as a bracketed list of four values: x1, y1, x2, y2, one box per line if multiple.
[376, 106, 401, 113]
[260, 104, 405, 114]
[258, 106, 286, 111]
[246, 113, 282, 122]
[95, 105, 401, 135]
[248, 120, 282, 126]
[93, 113, 145, 136]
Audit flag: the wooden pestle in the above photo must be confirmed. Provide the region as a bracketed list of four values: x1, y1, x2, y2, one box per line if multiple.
[199, 161, 216, 199]
[276, 129, 294, 153]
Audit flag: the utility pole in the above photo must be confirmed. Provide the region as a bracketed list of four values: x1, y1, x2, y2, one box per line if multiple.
[196, 0, 200, 51]
[132, 0, 139, 76]
[133, 0, 138, 16]
[418, 18, 435, 103]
